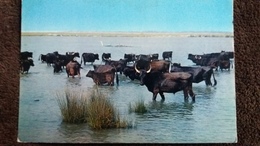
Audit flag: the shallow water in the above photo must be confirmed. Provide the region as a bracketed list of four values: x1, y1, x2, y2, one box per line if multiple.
[18, 36, 236, 143]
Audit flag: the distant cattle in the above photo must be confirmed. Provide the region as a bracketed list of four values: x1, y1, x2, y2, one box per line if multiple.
[45, 51, 59, 66]
[38, 54, 47, 63]
[162, 51, 172, 61]
[188, 51, 234, 71]
[135, 53, 158, 62]
[81, 53, 99, 64]
[86, 65, 118, 86]
[105, 59, 127, 74]
[135, 54, 152, 62]
[134, 63, 195, 101]
[102, 53, 111, 62]
[20, 58, 34, 74]
[20, 51, 33, 61]
[65, 52, 80, 62]
[150, 53, 159, 60]
[170, 63, 217, 86]
[124, 53, 136, 63]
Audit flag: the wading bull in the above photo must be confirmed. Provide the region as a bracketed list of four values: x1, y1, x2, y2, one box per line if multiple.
[66, 61, 82, 78]
[134, 62, 195, 101]
[81, 53, 99, 64]
[20, 58, 34, 74]
[86, 65, 119, 86]
[20, 51, 33, 61]
[102, 53, 111, 62]
[170, 63, 217, 86]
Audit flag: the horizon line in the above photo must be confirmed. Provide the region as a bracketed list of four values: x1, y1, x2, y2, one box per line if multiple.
[21, 30, 233, 33]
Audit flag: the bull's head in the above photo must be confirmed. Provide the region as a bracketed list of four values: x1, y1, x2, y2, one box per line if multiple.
[134, 63, 151, 85]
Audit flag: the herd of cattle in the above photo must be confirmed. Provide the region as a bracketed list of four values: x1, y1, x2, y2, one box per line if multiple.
[20, 50, 234, 101]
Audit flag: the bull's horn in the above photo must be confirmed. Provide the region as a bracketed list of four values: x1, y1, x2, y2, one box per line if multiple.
[134, 64, 140, 73]
[146, 65, 151, 73]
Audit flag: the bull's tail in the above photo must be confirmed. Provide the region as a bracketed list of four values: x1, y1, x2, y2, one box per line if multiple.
[212, 71, 217, 86]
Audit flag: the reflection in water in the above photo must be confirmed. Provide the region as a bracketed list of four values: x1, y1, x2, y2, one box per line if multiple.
[58, 122, 92, 143]
[145, 101, 194, 119]
[66, 77, 82, 86]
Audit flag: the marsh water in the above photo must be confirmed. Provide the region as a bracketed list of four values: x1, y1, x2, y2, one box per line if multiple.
[18, 35, 236, 143]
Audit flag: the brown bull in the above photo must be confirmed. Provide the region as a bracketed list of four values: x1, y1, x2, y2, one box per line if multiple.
[86, 65, 119, 86]
[135, 59, 170, 73]
[66, 61, 81, 78]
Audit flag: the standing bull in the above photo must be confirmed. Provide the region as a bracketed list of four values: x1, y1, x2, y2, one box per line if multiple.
[102, 53, 111, 62]
[66, 61, 82, 78]
[81, 53, 99, 64]
[124, 53, 136, 63]
[86, 65, 119, 86]
[20, 51, 33, 61]
[162, 51, 172, 61]
[170, 63, 217, 86]
[20, 59, 34, 74]
[134, 63, 195, 101]
[38, 54, 47, 63]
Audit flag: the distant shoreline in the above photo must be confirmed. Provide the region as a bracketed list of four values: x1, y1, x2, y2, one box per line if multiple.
[21, 31, 233, 38]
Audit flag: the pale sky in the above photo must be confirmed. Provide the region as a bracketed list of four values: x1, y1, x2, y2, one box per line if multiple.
[22, 0, 233, 32]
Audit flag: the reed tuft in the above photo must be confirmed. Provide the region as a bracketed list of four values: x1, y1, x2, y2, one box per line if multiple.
[56, 88, 88, 123]
[56, 88, 129, 129]
[129, 99, 148, 114]
[87, 90, 128, 129]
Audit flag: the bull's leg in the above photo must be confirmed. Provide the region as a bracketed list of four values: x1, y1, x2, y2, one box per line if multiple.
[110, 81, 114, 86]
[183, 89, 189, 102]
[188, 87, 196, 102]
[205, 76, 212, 86]
[78, 71, 81, 79]
[159, 92, 165, 101]
[152, 93, 158, 101]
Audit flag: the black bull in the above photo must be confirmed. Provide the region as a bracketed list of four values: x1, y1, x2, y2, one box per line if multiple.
[134, 62, 195, 101]
[170, 63, 217, 86]
[81, 53, 99, 64]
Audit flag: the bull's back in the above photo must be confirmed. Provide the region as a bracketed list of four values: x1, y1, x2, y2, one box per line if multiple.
[163, 72, 192, 80]
[93, 72, 115, 85]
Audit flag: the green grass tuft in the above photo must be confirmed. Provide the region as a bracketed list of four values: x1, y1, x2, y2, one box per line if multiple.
[129, 99, 148, 114]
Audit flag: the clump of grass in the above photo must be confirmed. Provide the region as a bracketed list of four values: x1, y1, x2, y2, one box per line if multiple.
[56, 88, 88, 123]
[56, 88, 129, 129]
[87, 90, 128, 129]
[129, 99, 148, 114]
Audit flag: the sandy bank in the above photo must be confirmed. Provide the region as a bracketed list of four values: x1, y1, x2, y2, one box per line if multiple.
[21, 31, 233, 38]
